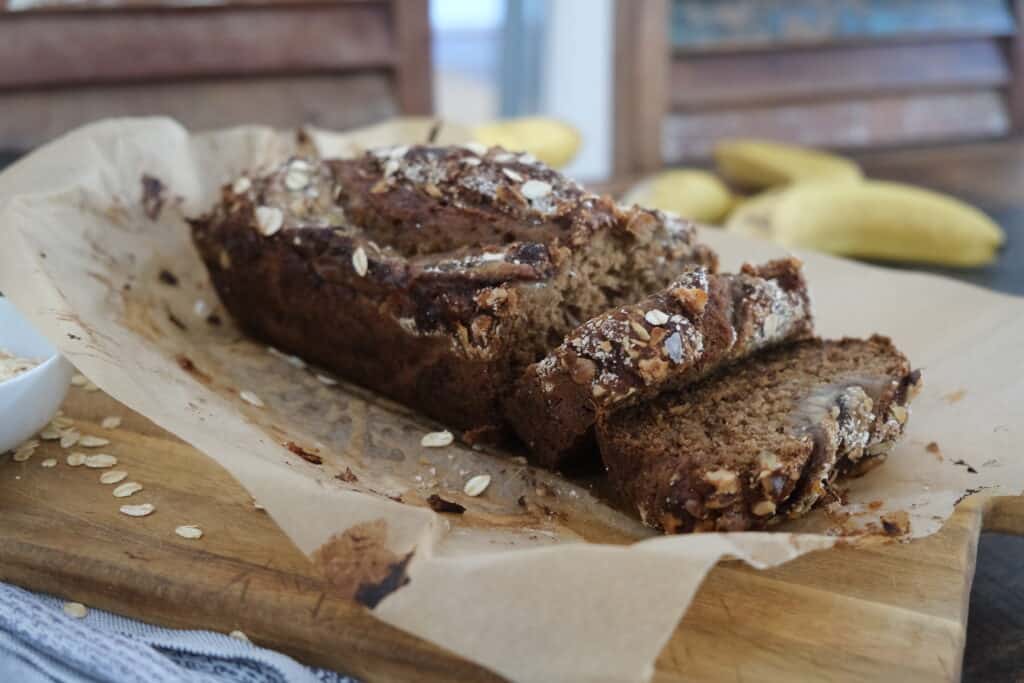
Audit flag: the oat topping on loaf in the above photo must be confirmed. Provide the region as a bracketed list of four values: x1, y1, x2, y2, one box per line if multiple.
[190, 146, 717, 439]
[506, 258, 813, 469]
[596, 336, 922, 533]
[366, 144, 574, 220]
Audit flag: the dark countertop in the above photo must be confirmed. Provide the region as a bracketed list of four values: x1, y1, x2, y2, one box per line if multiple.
[2, 138, 1022, 680]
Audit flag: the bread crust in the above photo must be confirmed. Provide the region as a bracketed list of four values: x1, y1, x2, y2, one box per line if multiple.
[189, 147, 716, 438]
[596, 336, 922, 533]
[507, 258, 814, 469]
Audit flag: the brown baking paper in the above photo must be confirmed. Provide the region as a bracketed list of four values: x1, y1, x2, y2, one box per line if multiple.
[1, 117, 1022, 683]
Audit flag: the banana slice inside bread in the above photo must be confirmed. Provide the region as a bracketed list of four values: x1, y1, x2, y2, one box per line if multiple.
[596, 336, 922, 533]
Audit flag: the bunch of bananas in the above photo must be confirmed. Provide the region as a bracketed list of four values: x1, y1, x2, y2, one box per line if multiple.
[473, 116, 581, 170]
[317, 116, 582, 170]
[628, 139, 1005, 267]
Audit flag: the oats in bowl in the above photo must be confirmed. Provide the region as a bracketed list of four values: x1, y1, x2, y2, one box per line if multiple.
[0, 348, 40, 383]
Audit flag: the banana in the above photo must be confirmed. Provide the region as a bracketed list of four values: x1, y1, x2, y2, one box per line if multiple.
[714, 139, 862, 189]
[472, 116, 581, 169]
[723, 188, 786, 239]
[305, 117, 474, 158]
[307, 115, 580, 168]
[770, 181, 1004, 267]
[622, 169, 736, 224]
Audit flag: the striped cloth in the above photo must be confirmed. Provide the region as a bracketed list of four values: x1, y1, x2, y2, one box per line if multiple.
[0, 583, 356, 683]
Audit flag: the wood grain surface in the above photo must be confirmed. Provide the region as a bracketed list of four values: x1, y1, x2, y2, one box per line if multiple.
[0, 74, 397, 151]
[0, 389, 504, 683]
[0, 3, 394, 89]
[1, 384, 1021, 682]
[2, 140, 1023, 682]
[668, 39, 1010, 112]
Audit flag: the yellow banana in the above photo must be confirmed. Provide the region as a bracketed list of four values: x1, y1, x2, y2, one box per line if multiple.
[472, 116, 581, 169]
[310, 116, 580, 169]
[723, 188, 786, 239]
[622, 169, 736, 224]
[772, 181, 1004, 267]
[714, 139, 862, 189]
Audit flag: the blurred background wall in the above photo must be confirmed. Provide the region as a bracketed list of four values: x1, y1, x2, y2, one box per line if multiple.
[1, 0, 1023, 182]
[432, 0, 613, 180]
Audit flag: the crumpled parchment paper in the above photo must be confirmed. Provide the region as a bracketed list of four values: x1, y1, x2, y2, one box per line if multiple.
[0, 117, 1021, 683]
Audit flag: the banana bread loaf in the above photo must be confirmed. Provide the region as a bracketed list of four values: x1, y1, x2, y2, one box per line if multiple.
[597, 336, 921, 533]
[506, 258, 813, 469]
[189, 146, 717, 439]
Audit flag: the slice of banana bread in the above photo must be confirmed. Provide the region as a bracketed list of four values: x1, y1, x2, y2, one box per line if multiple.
[506, 258, 813, 469]
[190, 146, 717, 439]
[596, 336, 921, 533]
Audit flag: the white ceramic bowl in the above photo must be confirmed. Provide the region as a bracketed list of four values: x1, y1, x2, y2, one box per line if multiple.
[0, 298, 74, 453]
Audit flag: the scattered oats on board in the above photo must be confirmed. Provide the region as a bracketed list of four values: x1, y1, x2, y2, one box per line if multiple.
[66, 453, 87, 467]
[79, 435, 110, 448]
[175, 525, 203, 540]
[113, 482, 143, 498]
[464, 474, 491, 497]
[39, 427, 61, 441]
[101, 416, 122, 430]
[239, 390, 264, 408]
[12, 440, 38, 461]
[83, 381, 100, 392]
[11, 448, 34, 463]
[84, 454, 118, 469]
[421, 430, 454, 448]
[52, 416, 74, 430]
[119, 502, 155, 517]
[59, 429, 81, 449]
[71, 374, 87, 387]
[100, 470, 128, 484]
[40, 458, 57, 468]
[229, 630, 250, 642]
[63, 602, 88, 619]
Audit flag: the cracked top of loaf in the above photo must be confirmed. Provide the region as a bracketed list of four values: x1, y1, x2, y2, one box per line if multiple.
[192, 145, 717, 355]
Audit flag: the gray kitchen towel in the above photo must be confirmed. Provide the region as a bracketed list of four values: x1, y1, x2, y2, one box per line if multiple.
[0, 582, 356, 683]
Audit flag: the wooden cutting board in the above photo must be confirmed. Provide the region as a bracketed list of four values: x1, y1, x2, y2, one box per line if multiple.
[1, 387, 1021, 682]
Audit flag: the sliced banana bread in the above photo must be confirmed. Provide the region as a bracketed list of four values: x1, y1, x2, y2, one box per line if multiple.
[506, 258, 813, 469]
[190, 146, 716, 439]
[597, 336, 921, 533]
